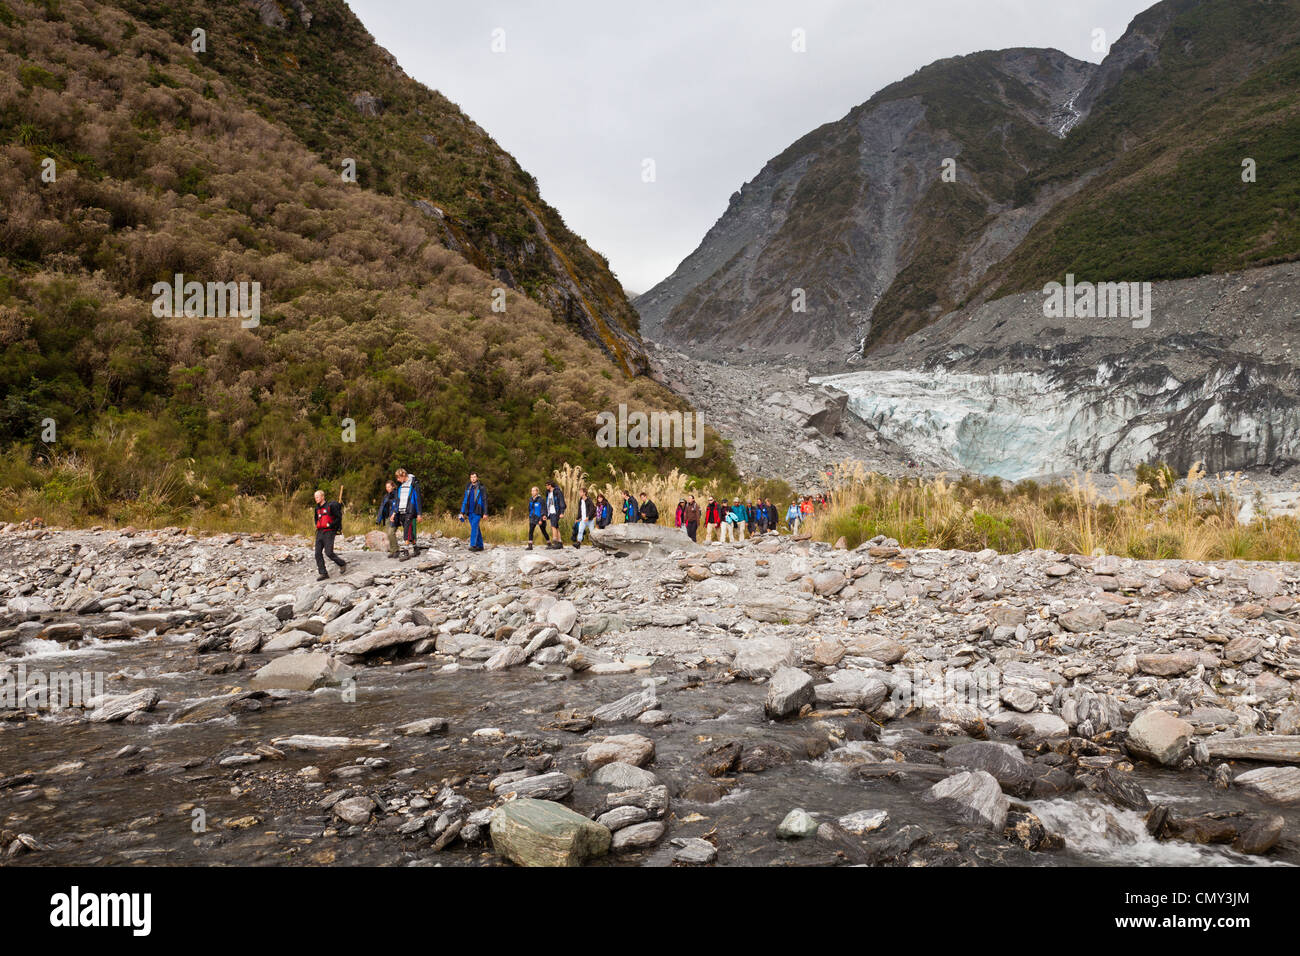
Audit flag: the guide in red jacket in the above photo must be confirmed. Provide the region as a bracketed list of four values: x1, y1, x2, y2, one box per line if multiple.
[313, 489, 347, 580]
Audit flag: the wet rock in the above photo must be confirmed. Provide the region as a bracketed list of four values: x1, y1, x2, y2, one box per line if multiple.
[777, 808, 819, 839]
[333, 796, 375, 825]
[737, 743, 794, 772]
[582, 734, 655, 769]
[489, 798, 611, 867]
[1205, 735, 1300, 765]
[837, 809, 888, 834]
[396, 717, 448, 736]
[1235, 814, 1284, 855]
[595, 805, 649, 830]
[672, 837, 717, 864]
[1125, 709, 1193, 766]
[87, 688, 160, 723]
[592, 687, 658, 725]
[611, 820, 665, 850]
[923, 770, 1009, 831]
[699, 741, 742, 777]
[491, 771, 574, 801]
[942, 741, 1034, 798]
[765, 666, 814, 718]
[1004, 810, 1063, 851]
[1081, 768, 1149, 810]
[484, 645, 527, 671]
[1233, 766, 1300, 804]
[589, 762, 660, 790]
[813, 671, 888, 710]
[250, 652, 354, 691]
[602, 785, 670, 818]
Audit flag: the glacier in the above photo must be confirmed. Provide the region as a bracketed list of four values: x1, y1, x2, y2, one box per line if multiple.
[812, 364, 1300, 480]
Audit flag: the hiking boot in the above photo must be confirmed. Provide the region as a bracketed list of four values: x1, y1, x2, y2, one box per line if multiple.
[526, 543, 533, 551]
[337, 560, 348, 572]
[316, 573, 329, 581]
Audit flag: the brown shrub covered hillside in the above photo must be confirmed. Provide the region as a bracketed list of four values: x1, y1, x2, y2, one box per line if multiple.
[0, 0, 735, 518]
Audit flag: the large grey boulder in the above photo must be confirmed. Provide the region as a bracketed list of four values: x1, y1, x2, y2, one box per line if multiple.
[250, 652, 354, 691]
[729, 636, 795, 679]
[813, 671, 889, 710]
[942, 741, 1033, 797]
[489, 799, 611, 867]
[923, 770, 1009, 831]
[765, 667, 814, 718]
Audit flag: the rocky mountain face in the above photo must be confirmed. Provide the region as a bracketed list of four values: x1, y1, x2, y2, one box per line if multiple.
[636, 48, 1094, 358]
[818, 262, 1300, 479]
[640, 0, 1300, 365]
[122, 0, 648, 373]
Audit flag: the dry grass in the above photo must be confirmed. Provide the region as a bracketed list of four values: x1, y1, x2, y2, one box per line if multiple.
[800, 460, 1300, 561]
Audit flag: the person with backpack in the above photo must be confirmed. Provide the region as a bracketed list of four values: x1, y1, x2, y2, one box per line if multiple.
[683, 494, 701, 542]
[622, 491, 638, 523]
[544, 480, 567, 549]
[573, 489, 596, 547]
[786, 499, 802, 534]
[376, 479, 400, 557]
[674, 499, 686, 529]
[312, 489, 347, 580]
[703, 495, 724, 542]
[393, 468, 422, 559]
[595, 493, 613, 529]
[526, 486, 550, 550]
[638, 493, 659, 524]
[459, 471, 487, 551]
[728, 498, 748, 541]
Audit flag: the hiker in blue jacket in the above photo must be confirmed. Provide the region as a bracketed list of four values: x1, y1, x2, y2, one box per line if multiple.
[459, 471, 487, 551]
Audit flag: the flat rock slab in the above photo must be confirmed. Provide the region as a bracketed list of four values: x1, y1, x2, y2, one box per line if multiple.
[272, 735, 383, 750]
[743, 595, 817, 624]
[589, 523, 701, 556]
[1208, 736, 1300, 765]
[490, 798, 611, 867]
[1234, 766, 1300, 804]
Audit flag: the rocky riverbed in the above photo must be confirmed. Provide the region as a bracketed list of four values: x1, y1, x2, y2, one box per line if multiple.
[2, 520, 1298, 867]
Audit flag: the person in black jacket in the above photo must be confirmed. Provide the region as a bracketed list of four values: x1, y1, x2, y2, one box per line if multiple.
[376, 479, 400, 557]
[544, 481, 566, 550]
[638, 492, 659, 524]
[313, 489, 347, 580]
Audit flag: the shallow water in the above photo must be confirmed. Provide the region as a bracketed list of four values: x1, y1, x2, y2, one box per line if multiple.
[2, 626, 1296, 867]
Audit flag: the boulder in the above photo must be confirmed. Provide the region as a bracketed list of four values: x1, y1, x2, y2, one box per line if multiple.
[730, 636, 795, 679]
[765, 667, 814, 718]
[250, 652, 354, 691]
[588, 522, 701, 556]
[583, 734, 655, 769]
[489, 799, 611, 867]
[941, 741, 1033, 798]
[590, 762, 660, 790]
[923, 770, 1009, 831]
[1126, 709, 1193, 766]
[1233, 766, 1300, 804]
[743, 595, 817, 624]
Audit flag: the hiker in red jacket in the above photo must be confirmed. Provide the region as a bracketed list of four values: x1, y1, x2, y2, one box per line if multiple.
[312, 489, 347, 580]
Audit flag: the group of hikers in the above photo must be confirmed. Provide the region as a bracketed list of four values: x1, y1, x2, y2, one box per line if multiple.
[310, 471, 835, 578]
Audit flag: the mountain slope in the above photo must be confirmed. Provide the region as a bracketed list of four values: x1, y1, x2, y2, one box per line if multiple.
[119, 0, 648, 375]
[635, 48, 1093, 358]
[0, 0, 733, 517]
[640, 0, 1300, 363]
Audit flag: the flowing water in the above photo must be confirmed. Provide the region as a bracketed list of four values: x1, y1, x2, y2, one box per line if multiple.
[2, 621, 1295, 867]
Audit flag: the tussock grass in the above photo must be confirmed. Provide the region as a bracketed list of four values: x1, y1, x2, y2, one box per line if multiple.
[800, 460, 1300, 562]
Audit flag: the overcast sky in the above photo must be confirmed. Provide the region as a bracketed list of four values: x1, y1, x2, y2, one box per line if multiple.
[349, 1, 1155, 294]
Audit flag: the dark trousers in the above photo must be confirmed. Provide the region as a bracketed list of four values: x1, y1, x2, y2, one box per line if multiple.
[315, 530, 345, 575]
[529, 517, 550, 543]
[686, 520, 698, 542]
[396, 512, 419, 553]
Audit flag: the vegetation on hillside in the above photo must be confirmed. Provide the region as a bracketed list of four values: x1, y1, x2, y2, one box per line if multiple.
[0, 0, 735, 524]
